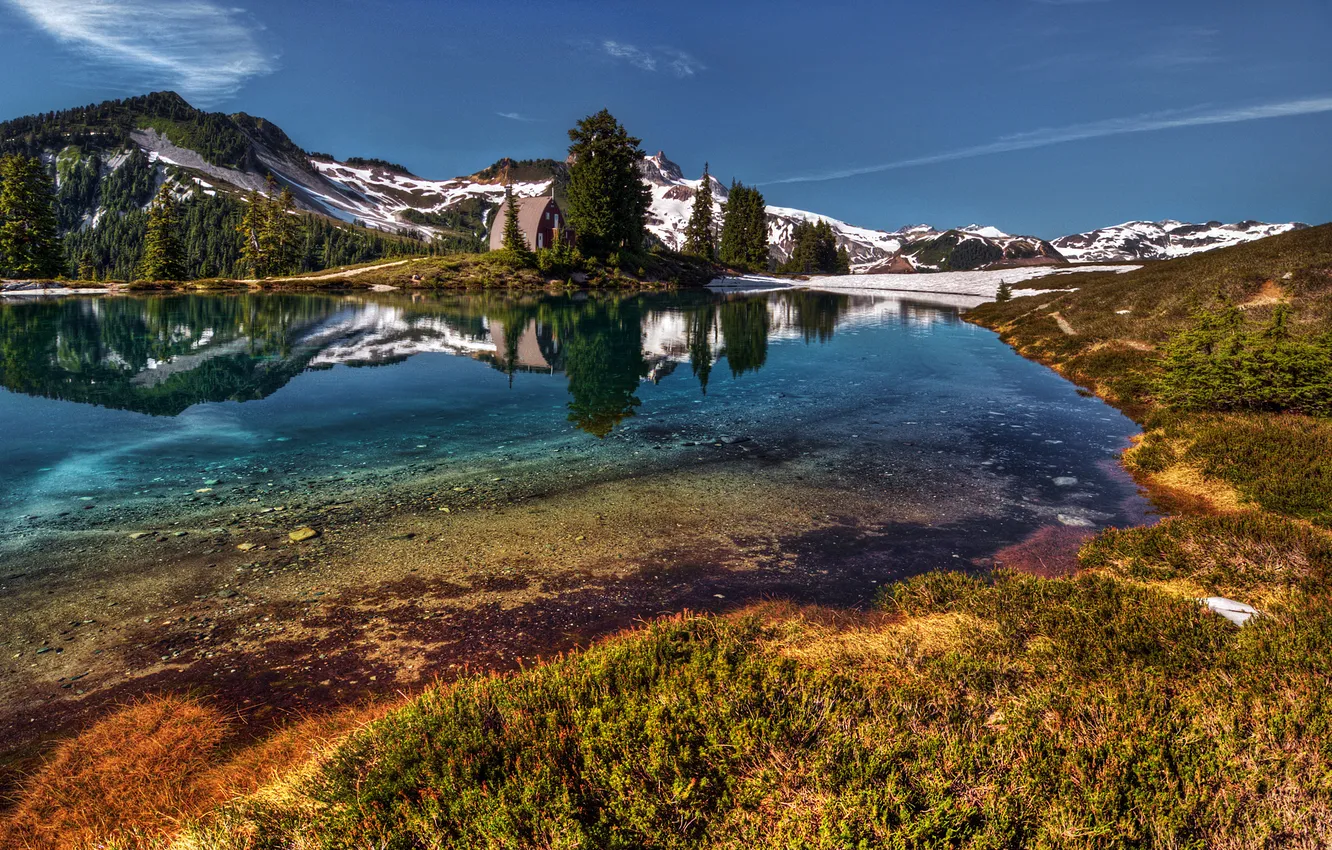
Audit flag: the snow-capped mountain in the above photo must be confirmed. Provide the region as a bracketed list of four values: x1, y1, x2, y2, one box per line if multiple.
[1053, 220, 1310, 263]
[638, 153, 1063, 273]
[12, 92, 1310, 277]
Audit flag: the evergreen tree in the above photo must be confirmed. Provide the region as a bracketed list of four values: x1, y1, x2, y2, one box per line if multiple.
[268, 184, 302, 276]
[0, 154, 62, 279]
[835, 245, 851, 275]
[237, 190, 269, 278]
[77, 249, 96, 281]
[138, 183, 184, 281]
[682, 163, 716, 259]
[257, 174, 283, 276]
[499, 183, 534, 266]
[565, 110, 651, 257]
[995, 280, 1013, 303]
[719, 181, 770, 271]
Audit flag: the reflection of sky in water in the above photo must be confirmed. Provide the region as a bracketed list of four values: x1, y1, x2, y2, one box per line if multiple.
[0, 289, 1140, 536]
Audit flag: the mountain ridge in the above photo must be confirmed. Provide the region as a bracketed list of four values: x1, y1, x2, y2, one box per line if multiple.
[0, 92, 1311, 274]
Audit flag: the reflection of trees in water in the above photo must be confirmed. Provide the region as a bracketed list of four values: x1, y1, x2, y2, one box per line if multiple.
[0, 287, 865, 429]
[719, 298, 770, 378]
[555, 297, 649, 438]
[687, 305, 716, 394]
[774, 290, 851, 344]
[0, 295, 344, 415]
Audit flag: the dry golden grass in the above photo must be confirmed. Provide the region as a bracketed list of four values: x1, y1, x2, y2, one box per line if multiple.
[1239, 278, 1289, 309]
[0, 696, 378, 850]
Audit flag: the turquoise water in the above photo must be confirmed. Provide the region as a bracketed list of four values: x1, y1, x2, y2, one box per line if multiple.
[0, 288, 1143, 548]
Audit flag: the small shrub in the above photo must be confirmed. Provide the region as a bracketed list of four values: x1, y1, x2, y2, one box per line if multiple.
[1157, 304, 1332, 416]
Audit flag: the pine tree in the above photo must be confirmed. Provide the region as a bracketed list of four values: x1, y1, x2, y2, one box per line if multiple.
[77, 249, 97, 281]
[268, 185, 302, 276]
[501, 185, 522, 250]
[719, 182, 769, 271]
[995, 280, 1013, 303]
[835, 245, 852, 275]
[138, 183, 184, 281]
[565, 110, 651, 258]
[0, 154, 63, 279]
[237, 190, 269, 278]
[682, 163, 716, 259]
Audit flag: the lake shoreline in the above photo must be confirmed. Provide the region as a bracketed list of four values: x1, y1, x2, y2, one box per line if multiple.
[0, 286, 1149, 802]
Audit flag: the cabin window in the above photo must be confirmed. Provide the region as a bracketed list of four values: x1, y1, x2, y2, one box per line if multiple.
[545, 212, 550, 220]
[537, 233, 544, 249]
[554, 214, 559, 229]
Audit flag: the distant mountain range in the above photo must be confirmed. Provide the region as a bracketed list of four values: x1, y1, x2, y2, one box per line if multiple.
[0, 92, 1310, 274]
[1051, 220, 1310, 263]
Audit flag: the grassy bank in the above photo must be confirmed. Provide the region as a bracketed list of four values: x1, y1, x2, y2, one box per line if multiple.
[13, 249, 727, 294]
[5, 228, 1332, 848]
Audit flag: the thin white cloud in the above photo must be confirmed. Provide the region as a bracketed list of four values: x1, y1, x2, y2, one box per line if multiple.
[602, 40, 704, 78]
[4, 0, 275, 105]
[496, 111, 536, 122]
[661, 48, 705, 78]
[760, 96, 1332, 185]
[603, 40, 657, 72]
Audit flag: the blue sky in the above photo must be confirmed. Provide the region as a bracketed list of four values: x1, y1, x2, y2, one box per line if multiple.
[0, 0, 1329, 238]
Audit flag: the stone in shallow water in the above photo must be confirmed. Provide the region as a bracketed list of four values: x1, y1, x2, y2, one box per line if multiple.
[1053, 476, 1078, 487]
[1056, 514, 1095, 528]
[289, 527, 319, 543]
[237, 542, 258, 551]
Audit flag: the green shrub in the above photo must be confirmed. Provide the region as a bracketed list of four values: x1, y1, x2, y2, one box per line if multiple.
[1081, 513, 1332, 594]
[1157, 304, 1332, 416]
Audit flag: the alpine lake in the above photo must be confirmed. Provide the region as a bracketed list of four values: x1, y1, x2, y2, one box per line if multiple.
[0, 285, 1151, 755]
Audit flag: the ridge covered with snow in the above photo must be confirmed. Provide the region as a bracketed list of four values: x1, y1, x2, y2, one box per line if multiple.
[1053, 220, 1310, 263]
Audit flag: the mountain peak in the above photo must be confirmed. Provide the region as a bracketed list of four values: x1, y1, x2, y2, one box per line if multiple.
[641, 151, 685, 186]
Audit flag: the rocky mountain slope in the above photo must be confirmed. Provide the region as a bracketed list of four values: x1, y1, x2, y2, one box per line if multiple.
[1052, 220, 1310, 263]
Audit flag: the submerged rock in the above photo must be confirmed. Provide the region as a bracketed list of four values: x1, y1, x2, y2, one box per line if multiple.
[289, 527, 319, 543]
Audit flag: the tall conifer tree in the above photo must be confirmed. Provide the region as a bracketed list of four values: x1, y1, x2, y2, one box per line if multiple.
[138, 184, 184, 281]
[268, 185, 302, 276]
[237, 190, 269, 278]
[565, 110, 651, 257]
[719, 181, 769, 271]
[0, 154, 62, 279]
[682, 163, 716, 259]
[501, 184, 528, 255]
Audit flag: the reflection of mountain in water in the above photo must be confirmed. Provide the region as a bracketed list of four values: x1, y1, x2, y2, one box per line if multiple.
[0, 290, 965, 433]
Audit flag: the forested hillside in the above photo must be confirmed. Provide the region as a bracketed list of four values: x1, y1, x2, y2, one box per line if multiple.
[0, 92, 427, 281]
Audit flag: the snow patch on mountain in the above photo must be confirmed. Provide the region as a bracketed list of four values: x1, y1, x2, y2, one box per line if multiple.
[1053, 220, 1310, 263]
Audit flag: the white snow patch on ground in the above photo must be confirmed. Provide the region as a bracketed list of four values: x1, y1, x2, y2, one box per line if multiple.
[792, 264, 1138, 297]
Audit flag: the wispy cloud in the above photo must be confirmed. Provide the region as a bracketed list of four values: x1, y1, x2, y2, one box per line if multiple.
[496, 111, 536, 122]
[759, 96, 1332, 185]
[1132, 27, 1219, 69]
[4, 0, 275, 105]
[602, 40, 704, 78]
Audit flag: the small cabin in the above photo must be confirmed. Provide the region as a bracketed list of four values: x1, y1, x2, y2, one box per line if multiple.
[488, 196, 574, 253]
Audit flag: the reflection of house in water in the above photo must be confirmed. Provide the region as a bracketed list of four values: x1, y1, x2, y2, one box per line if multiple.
[0, 290, 971, 420]
[486, 319, 563, 375]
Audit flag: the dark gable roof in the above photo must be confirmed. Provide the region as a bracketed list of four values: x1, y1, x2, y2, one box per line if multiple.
[488, 196, 560, 251]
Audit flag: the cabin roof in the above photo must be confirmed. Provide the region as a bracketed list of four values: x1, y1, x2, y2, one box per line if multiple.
[489, 196, 559, 251]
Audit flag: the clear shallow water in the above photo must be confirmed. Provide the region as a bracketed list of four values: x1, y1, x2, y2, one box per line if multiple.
[0, 289, 1144, 547]
[0, 288, 1151, 748]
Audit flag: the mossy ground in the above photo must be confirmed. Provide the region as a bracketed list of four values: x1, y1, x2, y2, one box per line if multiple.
[97, 248, 723, 293]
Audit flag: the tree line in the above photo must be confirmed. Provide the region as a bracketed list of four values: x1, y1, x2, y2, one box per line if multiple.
[0, 151, 426, 281]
